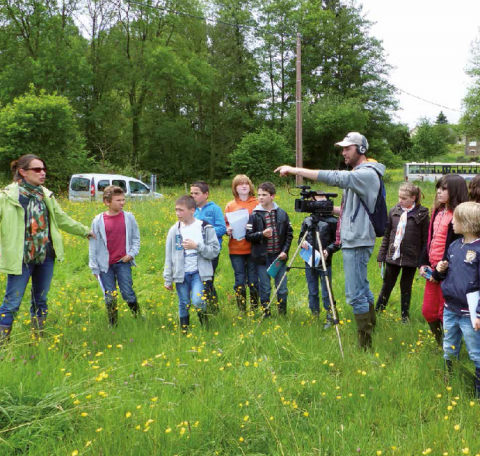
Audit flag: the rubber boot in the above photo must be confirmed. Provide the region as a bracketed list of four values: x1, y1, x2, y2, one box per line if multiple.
[198, 310, 209, 327]
[369, 303, 377, 332]
[277, 299, 287, 316]
[235, 286, 247, 312]
[31, 315, 46, 340]
[323, 313, 333, 330]
[127, 300, 140, 317]
[354, 312, 373, 350]
[261, 301, 271, 318]
[475, 367, 480, 399]
[428, 320, 443, 346]
[375, 293, 388, 313]
[205, 281, 219, 315]
[444, 359, 453, 383]
[0, 325, 12, 346]
[179, 315, 190, 334]
[400, 292, 411, 323]
[106, 297, 118, 327]
[250, 288, 260, 311]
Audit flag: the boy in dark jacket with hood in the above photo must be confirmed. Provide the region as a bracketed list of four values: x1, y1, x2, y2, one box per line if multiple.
[246, 182, 293, 316]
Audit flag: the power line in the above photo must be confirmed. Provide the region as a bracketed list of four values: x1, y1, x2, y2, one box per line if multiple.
[391, 85, 464, 114]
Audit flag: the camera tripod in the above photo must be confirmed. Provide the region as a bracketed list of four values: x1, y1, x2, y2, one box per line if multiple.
[261, 212, 344, 359]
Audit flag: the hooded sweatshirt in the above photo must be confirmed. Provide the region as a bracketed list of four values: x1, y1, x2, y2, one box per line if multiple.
[194, 201, 227, 249]
[316, 161, 386, 248]
[225, 196, 258, 255]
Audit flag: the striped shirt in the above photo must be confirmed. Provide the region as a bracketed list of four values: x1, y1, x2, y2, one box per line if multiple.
[265, 210, 280, 254]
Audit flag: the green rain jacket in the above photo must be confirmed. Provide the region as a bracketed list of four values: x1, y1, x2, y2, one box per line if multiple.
[0, 182, 90, 275]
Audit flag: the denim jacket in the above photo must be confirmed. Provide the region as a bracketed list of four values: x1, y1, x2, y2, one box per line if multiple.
[89, 211, 140, 275]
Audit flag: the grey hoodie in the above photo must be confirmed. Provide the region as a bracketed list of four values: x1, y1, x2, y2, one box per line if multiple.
[317, 161, 386, 248]
[89, 211, 140, 275]
[164, 220, 220, 286]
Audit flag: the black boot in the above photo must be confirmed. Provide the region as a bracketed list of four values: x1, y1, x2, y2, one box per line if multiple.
[235, 286, 247, 312]
[428, 320, 443, 346]
[444, 359, 453, 383]
[106, 298, 118, 327]
[0, 325, 12, 346]
[198, 310, 209, 327]
[31, 316, 46, 340]
[179, 315, 190, 333]
[205, 281, 219, 315]
[375, 293, 388, 313]
[354, 312, 373, 350]
[323, 313, 333, 330]
[127, 300, 140, 317]
[277, 299, 287, 316]
[261, 301, 271, 318]
[369, 303, 376, 332]
[250, 288, 260, 311]
[475, 367, 480, 399]
[400, 293, 411, 323]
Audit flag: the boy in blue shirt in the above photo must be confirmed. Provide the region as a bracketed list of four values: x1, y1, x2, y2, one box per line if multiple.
[191, 181, 226, 313]
[436, 202, 480, 398]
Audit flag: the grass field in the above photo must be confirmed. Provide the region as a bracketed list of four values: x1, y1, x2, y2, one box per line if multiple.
[0, 172, 479, 456]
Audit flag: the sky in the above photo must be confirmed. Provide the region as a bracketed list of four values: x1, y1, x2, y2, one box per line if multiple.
[359, 0, 480, 128]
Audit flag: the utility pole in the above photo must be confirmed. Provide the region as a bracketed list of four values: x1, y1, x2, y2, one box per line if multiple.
[295, 33, 303, 185]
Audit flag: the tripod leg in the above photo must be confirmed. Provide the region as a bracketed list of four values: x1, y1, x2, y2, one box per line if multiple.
[261, 231, 308, 320]
[315, 231, 344, 359]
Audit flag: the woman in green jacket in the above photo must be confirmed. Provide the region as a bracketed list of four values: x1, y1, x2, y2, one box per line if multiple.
[0, 155, 93, 344]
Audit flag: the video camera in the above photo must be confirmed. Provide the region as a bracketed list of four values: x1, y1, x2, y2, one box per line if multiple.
[294, 186, 337, 215]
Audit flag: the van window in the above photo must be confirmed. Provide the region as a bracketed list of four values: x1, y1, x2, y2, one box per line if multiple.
[112, 180, 127, 192]
[98, 180, 109, 192]
[70, 177, 90, 192]
[130, 181, 150, 194]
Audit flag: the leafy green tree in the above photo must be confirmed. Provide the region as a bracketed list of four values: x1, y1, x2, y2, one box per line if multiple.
[230, 127, 293, 182]
[0, 89, 92, 191]
[410, 118, 449, 162]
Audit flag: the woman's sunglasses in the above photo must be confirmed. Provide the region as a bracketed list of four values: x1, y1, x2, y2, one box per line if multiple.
[24, 167, 47, 173]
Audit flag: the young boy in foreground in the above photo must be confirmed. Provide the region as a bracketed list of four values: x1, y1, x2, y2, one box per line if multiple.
[164, 195, 220, 330]
[246, 182, 293, 316]
[436, 202, 480, 398]
[89, 185, 141, 326]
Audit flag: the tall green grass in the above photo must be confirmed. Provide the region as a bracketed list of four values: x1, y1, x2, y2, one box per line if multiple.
[0, 174, 479, 456]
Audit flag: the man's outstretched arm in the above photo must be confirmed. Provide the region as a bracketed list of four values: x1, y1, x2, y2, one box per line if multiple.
[274, 165, 320, 182]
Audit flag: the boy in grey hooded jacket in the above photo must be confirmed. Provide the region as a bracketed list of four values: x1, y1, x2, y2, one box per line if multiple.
[275, 132, 385, 349]
[89, 185, 141, 326]
[164, 195, 220, 331]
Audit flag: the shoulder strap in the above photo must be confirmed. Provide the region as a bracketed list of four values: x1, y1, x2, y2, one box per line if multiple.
[351, 166, 383, 222]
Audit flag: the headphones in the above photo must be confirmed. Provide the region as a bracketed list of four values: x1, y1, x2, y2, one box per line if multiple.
[357, 135, 368, 154]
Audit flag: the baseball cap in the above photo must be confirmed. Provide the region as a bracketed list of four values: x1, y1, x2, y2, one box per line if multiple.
[335, 132, 369, 153]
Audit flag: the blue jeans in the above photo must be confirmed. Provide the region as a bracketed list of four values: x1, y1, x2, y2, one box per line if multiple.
[342, 247, 374, 315]
[257, 254, 288, 304]
[229, 254, 259, 294]
[305, 263, 332, 314]
[175, 271, 206, 318]
[443, 307, 480, 369]
[0, 257, 55, 327]
[99, 262, 137, 304]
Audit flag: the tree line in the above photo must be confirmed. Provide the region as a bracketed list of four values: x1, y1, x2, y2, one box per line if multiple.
[0, 0, 443, 190]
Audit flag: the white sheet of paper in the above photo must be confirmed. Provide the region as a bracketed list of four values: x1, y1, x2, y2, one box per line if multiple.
[300, 242, 321, 267]
[466, 291, 480, 328]
[226, 209, 250, 240]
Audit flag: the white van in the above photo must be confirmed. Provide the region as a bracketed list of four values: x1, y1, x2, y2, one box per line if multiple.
[69, 174, 163, 202]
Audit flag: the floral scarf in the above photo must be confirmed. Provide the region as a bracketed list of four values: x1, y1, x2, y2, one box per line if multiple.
[392, 203, 415, 260]
[19, 181, 49, 264]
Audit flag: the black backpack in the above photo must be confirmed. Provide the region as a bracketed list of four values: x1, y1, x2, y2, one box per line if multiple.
[351, 167, 388, 237]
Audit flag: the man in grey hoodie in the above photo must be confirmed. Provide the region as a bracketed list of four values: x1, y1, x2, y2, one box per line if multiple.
[275, 132, 385, 349]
